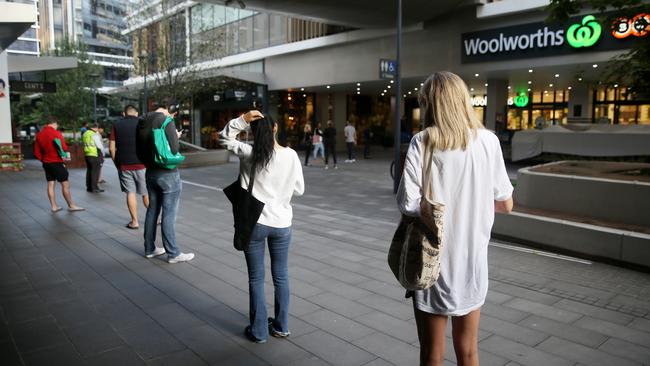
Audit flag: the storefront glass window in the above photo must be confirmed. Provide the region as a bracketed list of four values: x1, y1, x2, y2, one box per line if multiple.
[606, 88, 616, 101]
[638, 105, 650, 125]
[618, 105, 637, 125]
[532, 91, 542, 104]
[594, 104, 615, 124]
[542, 91, 554, 103]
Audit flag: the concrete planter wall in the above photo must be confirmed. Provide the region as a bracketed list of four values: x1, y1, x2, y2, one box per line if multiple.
[514, 164, 650, 228]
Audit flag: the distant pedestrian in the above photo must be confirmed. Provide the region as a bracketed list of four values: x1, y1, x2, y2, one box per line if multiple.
[344, 121, 356, 162]
[323, 120, 337, 169]
[34, 116, 84, 213]
[311, 122, 324, 161]
[80, 121, 88, 135]
[82, 123, 104, 193]
[97, 126, 107, 184]
[363, 125, 373, 159]
[136, 99, 194, 263]
[303, 123, 313, 166]
[110, 105, 149, 230]
[396, 71, 513, 366]
[220, 110, 304, 344]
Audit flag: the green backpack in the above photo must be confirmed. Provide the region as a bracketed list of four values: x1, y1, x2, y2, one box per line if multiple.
[153, 116, 185, 169]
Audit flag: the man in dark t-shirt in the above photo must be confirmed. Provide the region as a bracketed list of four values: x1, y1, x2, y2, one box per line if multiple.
[323, 120, 338, 169]
[135, 100, 194, 263]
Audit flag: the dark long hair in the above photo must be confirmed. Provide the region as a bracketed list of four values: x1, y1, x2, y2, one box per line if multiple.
[250, 115, 275, 173]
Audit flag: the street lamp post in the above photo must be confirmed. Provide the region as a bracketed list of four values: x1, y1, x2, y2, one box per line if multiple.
[393, 0, 402, 194]
[138, 53, 148, 114]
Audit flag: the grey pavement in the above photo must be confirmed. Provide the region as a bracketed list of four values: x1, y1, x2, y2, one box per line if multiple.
[1, 149, 649, 366]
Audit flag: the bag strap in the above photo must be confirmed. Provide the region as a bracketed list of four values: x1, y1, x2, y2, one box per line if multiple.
[421, 129, 434, 201]
[160, 116, 173, 130]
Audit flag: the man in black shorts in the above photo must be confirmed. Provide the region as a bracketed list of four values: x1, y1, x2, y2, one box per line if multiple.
[34, 117, 84, 212]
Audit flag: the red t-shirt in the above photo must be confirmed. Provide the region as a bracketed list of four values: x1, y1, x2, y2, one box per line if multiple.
[110, 126, 145, 171]
[34, 125, 67, 163]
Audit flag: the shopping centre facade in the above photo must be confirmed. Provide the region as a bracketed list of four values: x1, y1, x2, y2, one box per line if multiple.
[122, 0, 649, 149]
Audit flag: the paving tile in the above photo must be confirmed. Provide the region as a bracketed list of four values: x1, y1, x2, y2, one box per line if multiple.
[0, 341, 23, 366]
[147, 303, 206, 334]
[598, 337, 650, 364]
[553, 299, 634, 325]
[628, 317, 650, 333]
[63, 321, 125, 356]
[360, 358, 393, 366]
[354, 311, 418, 344]
[21, 342, 84, 366]
[479, 335, 573, 366]
[356, 293, 413, 320]
[485, 290, 514, 305]
[352, 332, 419, 366]
[537, 336, 639, 366]
[490, 283, 562, 306]
[299, 309, 375, 341]
[574, 316, 650, 347]
[481, 302, 530, 323]
[236, 336, 314, 366]
[310, 279, 373, 301]
[116, 320, 186, 360]
[175, 324, 242, 365]
[11, 316, 68, 354]
[292, 330, 376, 366]
[478, 315, 548, 347]
[48, 300, 102, 329]
[518, 315, 608, 348]
[286, 355, 331, 366]
[307, 293, 373, 318]
[82, 345, 146, 366]
[503, 298, 582, 323]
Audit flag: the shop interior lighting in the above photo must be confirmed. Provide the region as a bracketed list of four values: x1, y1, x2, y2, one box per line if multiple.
[592, 64, 598, 68]
[555, 74, 559, 78]
[474, 73, 479, 77]
[507, 86, 511, 89]
[302, 94, 306, 97]
[527, 88, 531, 91]
[484, 83, 488, 87]
[614, 84, 619, 88]
[568, 86, 572, 90]
[549, 83, 553, 87]
[470, 87, 474, 91]
[528, 69, 533, 73]
[527, 81, 532, 84]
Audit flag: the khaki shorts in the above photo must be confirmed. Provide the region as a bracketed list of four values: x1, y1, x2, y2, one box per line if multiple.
[119, 169, 147, 195]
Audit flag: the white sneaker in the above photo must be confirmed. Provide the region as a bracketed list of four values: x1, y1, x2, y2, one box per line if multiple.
[334, 165, 338, 169]
[351, 159, 356, 162]
[324, 165, 329, 170]
[168, 252, 195, 263]
[145, 247, 166, 258]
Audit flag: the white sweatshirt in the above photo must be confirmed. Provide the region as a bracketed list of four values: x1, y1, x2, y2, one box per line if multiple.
[220, 116, 305, 228]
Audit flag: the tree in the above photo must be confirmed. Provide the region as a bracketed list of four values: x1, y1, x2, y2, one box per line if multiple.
[547, 0, 650, 96]
[33, 39, 103, 136]
[127, 0, 229, 105]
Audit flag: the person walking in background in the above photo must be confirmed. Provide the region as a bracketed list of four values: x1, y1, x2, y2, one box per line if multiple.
[311, 122, 324, 161]
[80, 121, 88, 135]
[363, 125, 373, 159]
[397, 72, 513, 366]
[323, 120, 338, 169]
[110, 105, 149, 230]
[34, 117, 84, 213]
[136, 99, 194, 263]
[97, 126, 107, 185]
[220, 110, 304, 344]
[303, 123, 313, 166]
[344, 121, 356, 162]
[82, 123, 104, 193]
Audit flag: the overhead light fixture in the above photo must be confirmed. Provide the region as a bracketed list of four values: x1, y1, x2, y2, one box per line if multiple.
[357, 87, 360, 91]
[549, 83, 553, 87]
[420, 82, 424, 86]
[614, 84, 619, 88]
[224, 0, 246, 8]
[387, 85, 391, 89]
[474, 73, 479, 77]
[390, 80, 394, 84]
[383, 89, 387, 93]
[414, 87, 418, 91]
[528, 69, 533, 73]
[484, 83, 488, 87]
[357, 82, 361, 86]
[300, 87, 304, 91]
[527, 88, 531, 91]
[470, 87, 474, 91]
[578, 77, 583, 81]
[555, 74, 559, 78]
[357, 91, 360, 95]
[568, 86, 572, 90]
[528, 81, 532, 84]
[592, 64, 598, 68]
[326, 85, 331, 89]
[403, 94, 407, 97]
[303, 94, 306, 97]
[507, 86, 511, 89]
[408, 91, 412, 94]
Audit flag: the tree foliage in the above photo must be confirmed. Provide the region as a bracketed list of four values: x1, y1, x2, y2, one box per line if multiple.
[547, 0, 650, 95]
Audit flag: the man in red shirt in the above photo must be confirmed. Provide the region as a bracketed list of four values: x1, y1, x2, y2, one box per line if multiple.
[34, 117, 85, 213]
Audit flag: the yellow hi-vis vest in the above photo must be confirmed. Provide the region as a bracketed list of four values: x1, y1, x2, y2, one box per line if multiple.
[82, 130, 98, 157]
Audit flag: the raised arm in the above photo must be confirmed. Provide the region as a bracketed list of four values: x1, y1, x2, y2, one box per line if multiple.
[396, 135, 423, 217]
[219, 110, 264, 158]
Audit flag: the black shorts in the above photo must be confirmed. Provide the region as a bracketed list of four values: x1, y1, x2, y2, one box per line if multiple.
[42, 163, 69, 182]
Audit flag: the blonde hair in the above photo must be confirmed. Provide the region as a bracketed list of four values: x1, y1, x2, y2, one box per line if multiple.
[418, 71, 483, 151]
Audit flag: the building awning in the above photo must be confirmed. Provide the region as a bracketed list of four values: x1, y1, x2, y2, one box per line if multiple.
[8, 55, 78, 73]
[0, 2, 36, 51]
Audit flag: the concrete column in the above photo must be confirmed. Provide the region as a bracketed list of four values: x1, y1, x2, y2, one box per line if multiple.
[0, 51, 12, 143]
[332, 92, 347, 148]
[315, 93, 329, 127]
[567, 84, 593, 123]
[485, 79, 508, 131]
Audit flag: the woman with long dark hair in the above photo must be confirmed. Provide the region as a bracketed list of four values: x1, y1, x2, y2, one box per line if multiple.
[220, 110, 305, 344]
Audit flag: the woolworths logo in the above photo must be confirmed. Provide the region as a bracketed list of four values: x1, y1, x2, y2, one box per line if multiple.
[463, 15, 602, 56]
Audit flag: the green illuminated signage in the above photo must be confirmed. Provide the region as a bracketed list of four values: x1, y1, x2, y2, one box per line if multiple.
[567, 15, 602, 48]
[514, 92, 529, 108]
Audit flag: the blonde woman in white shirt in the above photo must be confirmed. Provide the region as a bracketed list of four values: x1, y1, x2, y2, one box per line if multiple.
[220, 110, 305, 344]
[397, 72, 513, 366]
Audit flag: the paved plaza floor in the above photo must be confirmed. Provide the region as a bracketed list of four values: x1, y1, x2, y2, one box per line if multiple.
[1, 151, 649, 366]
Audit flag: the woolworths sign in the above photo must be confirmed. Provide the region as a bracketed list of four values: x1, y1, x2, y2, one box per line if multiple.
[461, 14, 630, 63]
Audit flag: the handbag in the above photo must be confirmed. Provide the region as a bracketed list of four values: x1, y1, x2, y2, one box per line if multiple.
[153, 116, 185, 169]
[223, 165, 265, 251]
[387, 129, 445, 291]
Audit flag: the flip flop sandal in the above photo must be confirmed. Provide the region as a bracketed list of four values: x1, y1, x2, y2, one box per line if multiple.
[125, 223, 140, 230]
[51, 207, 63, 213]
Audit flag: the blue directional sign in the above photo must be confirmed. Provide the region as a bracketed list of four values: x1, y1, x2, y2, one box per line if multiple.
[379, 59, 397, 80]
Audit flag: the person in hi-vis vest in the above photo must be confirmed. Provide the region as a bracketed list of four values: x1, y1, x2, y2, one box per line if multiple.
[82, 123, 105, 193]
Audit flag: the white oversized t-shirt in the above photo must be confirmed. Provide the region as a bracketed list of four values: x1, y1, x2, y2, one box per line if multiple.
[397, 128, 513, 316]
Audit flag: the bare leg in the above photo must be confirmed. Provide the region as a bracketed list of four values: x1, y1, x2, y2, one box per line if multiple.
[126, 192, 138, 226]
[47, 181, 60, 211]
[451, 309, 481, 366]
[414, 301, 448, 366]
[61, 181, 83, 210]
[143, 194, 149, 208]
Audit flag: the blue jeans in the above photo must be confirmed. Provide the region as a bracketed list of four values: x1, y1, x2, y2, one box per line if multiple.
[244, 224, 292, 341]
[144, 169, 182, 258]
[312, 142, 324, 159]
